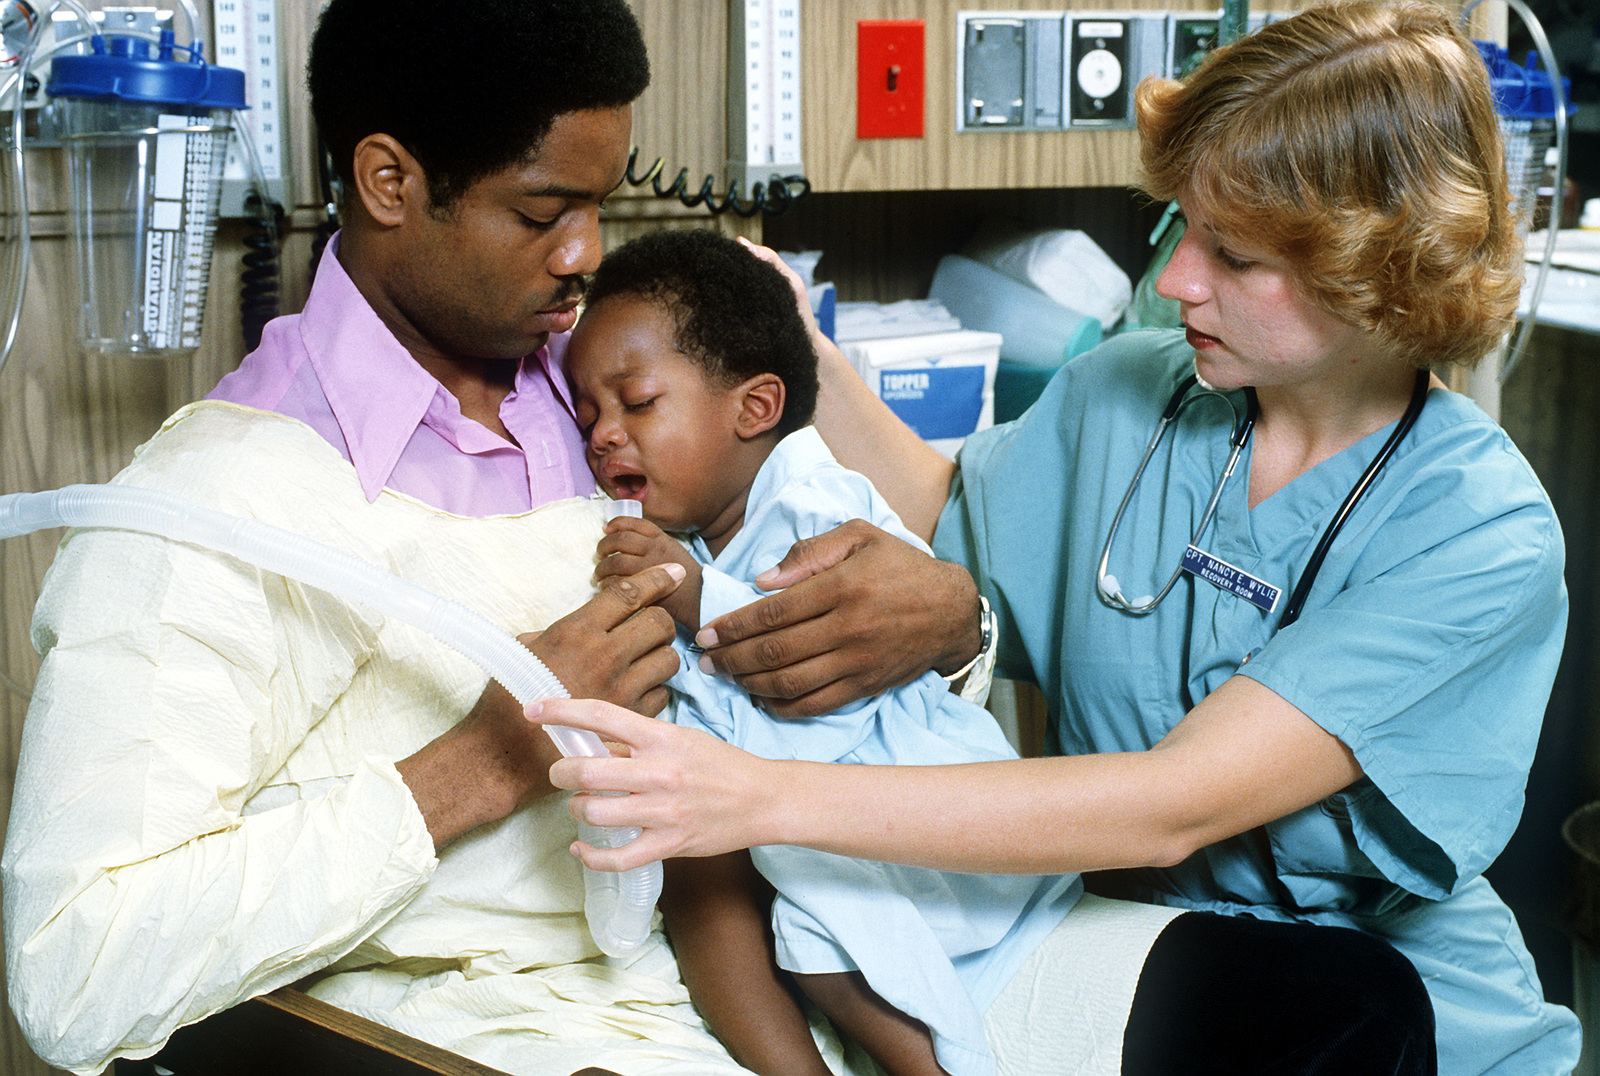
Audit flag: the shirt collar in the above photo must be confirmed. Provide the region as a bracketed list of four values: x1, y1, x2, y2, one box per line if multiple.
[748, 426, 832, 506]
[301, 235, 556, 503]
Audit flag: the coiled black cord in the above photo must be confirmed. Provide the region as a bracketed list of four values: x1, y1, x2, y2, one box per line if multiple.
[624, 147, 810, 217]
[240, 191, 285, 352]
[309, 142, 342, 285]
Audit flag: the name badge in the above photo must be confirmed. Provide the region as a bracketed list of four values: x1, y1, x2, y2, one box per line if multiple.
[1181, 544, 1281, 613]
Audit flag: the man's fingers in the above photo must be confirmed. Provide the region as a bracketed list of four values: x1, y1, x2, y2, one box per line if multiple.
[633, 684, 672, 719]
[610, 653, 679, 718]
[695, 577, 843, 677]
[695, 573, 838, 658]
[588, 562, 685, 629]
[733, 651, 861, 719]
[749, 519, 874, 593]
[703, 622, 838, 693]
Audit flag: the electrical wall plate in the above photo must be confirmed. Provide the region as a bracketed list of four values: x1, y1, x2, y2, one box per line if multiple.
[959, 10, 1177, 134]
[1167, 11, 1277, 81]
[1067, 16, 1128, 125]
[958, 14, 1025, 128]
[1167, 14, 1219, 80]
[858, 19, 925, 139]
[956, 12, 1067, 131]
[1065, 13, 1165, 128]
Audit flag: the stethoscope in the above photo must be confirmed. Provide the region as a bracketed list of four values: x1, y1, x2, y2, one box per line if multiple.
[1096, 367, 1431, 629]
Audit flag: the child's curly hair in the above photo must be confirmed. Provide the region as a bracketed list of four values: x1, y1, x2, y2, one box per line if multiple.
[585, 230, 819, 435]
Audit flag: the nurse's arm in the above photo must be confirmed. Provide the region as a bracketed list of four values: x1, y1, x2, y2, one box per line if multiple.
[808, 333, 955, 541]
[536, 677, 1362, 875]
[739, 238, 955, 539]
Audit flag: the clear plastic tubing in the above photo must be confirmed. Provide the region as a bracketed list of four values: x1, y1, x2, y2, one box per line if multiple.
[585, 499, 655, 952]
[0, 484, 661, 956]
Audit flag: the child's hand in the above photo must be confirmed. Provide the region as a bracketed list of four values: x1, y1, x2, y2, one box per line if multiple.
[597, 516, 704, 630]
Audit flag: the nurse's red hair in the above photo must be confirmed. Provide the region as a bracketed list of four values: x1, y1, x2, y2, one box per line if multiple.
[1137, 0, 1521, 369]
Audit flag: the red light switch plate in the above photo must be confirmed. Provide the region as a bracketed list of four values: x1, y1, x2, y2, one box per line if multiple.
[858, 20, 924, 139]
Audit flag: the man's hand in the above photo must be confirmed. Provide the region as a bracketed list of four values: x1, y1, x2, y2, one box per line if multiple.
[694, 520, 982, 718]
[398, 563, 684, 850]
[531, 560, 685, 716]
[595, 516, 703, 631]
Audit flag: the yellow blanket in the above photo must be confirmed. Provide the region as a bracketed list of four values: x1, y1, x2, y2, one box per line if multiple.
[4, 402, 791, 1075]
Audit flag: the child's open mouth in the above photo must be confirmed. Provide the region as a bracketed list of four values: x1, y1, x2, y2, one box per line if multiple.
[609, 473, 646, 500]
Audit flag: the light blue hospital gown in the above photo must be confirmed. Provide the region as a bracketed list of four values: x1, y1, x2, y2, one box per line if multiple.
[933, 329, 1582, 1075]
[669, 426, 1081, 1076]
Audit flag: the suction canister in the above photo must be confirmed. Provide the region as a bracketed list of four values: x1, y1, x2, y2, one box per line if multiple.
[46, 28, 244, 357]
[1475, 40, 1573, 238]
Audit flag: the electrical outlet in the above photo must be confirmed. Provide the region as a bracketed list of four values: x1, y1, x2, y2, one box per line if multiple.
[1168, 15, 1219, 79]
[960, 16, 1026, 128]
[958, 10, 1182, 134]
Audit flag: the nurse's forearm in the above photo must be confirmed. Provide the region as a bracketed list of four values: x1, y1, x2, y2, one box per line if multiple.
[761, 677, 1363, 875]
[759, 753, 1198, 875]
[556, 716, 1206, 874]
[811, 332, 956, 543]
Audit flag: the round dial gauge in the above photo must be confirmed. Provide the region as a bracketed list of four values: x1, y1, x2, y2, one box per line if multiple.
[1076, 48, 1122, 100]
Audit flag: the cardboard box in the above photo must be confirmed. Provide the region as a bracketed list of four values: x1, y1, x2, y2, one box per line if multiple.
[838, 329, 1003, 459]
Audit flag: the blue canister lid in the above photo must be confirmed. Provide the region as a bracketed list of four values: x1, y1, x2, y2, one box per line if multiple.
[46, 30, 245, 110]
[1474, 40, 1574, 120]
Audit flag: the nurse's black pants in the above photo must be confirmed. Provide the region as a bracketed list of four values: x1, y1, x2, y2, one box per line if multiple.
[1121, 910, 1437, 1075]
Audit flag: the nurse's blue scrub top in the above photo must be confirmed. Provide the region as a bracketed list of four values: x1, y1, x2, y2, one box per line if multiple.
[933, 330, 1581, 1074]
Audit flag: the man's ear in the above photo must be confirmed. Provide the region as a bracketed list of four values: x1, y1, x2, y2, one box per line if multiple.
[733, 374, 786, 440]
[349, 134, 425, 227]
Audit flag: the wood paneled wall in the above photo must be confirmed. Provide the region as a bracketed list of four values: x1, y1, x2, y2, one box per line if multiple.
[801, 0, 1211, 192]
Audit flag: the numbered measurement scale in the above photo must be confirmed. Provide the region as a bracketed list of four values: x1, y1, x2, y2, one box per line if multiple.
[212, 0, 287, 216]
[143, 113, 222, 348]
[728, 0, 802, 195]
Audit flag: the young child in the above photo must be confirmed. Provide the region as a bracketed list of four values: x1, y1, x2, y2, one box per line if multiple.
[565, 229, 1080, 1076]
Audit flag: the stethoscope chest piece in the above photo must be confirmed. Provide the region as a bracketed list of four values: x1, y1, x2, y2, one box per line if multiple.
[1096, 374, 1255, 615]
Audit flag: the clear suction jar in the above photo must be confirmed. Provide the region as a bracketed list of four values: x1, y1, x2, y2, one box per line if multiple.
[46, 33, 244, 358]
[1475, 40, 1574, 238]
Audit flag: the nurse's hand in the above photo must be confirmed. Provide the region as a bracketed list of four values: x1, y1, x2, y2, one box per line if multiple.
[533, 697, 776, 870]
[738, 237, 824, 344]
[693, 520, 983, 718]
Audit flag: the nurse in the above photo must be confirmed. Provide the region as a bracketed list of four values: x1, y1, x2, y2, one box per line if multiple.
[538, 2, 1581, 1071]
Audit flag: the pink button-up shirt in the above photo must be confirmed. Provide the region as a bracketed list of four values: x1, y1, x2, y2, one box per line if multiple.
[207, 236, 591, 517]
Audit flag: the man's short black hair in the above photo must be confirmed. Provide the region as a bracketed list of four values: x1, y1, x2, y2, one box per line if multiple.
[309, 0, 649, 208]
[587, 230, 819, 436]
